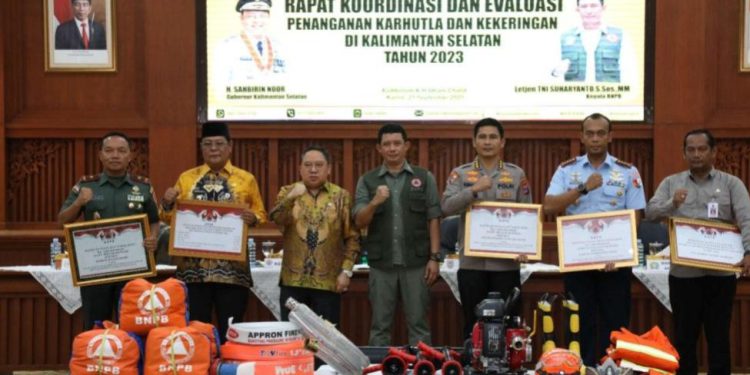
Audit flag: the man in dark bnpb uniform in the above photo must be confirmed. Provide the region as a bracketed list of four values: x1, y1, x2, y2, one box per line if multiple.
[543, 113, 646, 366]
[59, 131, 159, 330]
[441, 118, 533, 339]
[353, 123, 442, 346]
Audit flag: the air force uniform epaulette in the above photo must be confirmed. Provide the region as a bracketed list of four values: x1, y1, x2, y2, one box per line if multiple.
[559, 157, 577, 168]
[614, 159, 633, 169]
[545, 154, 646, 215]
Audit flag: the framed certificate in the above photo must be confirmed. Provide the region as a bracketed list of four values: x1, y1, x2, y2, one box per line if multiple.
[63, 214, 155, 287]
[464, 202, 543, 260]
[169, 200, 248, 262]
[556, 209, 638, 272]
[669, 217, 744, 272]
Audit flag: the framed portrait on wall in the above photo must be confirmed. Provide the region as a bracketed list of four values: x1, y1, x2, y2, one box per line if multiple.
[742, 0, 750, 71]
[43, 0, 117, 72]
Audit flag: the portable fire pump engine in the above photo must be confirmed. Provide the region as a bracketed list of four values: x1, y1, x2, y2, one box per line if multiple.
[463, 287, 535, 374]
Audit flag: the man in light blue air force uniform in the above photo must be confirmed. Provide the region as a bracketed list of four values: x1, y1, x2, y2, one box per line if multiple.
[543, 112, 646, 367]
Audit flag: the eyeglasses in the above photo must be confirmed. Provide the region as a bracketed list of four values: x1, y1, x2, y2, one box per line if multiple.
[201, 141, 229, 148]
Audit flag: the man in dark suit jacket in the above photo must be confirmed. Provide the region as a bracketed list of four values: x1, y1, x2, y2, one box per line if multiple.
[55, 0, 106, 50]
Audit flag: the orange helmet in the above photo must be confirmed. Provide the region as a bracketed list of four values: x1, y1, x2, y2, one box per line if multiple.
[535, 349, 586, 375]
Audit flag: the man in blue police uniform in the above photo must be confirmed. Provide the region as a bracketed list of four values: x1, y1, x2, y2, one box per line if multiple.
[543, 113, 646, 366]
[552, 0, 633, 83]
[59, 132, 159, 330]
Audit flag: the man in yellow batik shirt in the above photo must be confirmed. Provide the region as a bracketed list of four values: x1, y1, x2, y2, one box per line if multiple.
[160, 122, 267, 342]
[270, 145, 359, 326]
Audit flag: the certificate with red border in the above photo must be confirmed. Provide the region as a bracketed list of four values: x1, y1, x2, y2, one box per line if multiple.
[64, 214, 156, 287]
[669, 217, 743, 272]
[169, 200, 248, 262]
[557, 209, 638, 272]
[464, 202, 543, 261]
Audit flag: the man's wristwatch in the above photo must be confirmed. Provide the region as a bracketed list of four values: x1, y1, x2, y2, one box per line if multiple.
[341, 269, 353, 278]
[577, 183, 589, 195]
[429, 253, 444, 262]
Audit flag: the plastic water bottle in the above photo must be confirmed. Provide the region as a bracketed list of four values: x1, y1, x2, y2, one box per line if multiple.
[637, 239, 645, 267]
[50, 237, 62, 269]
[247, 237, 256, 269]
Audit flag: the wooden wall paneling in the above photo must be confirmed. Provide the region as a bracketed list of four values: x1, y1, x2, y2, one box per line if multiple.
[343, 140, 354, 194]
[2, 1, 23, 123]
[0, 1, 6, 228]
[268, 139, 279, 211]
[654, 0, 710, 124]
[353, 140, 382, 181]
[505, 140, 572, 216]
[715, 138, 750, 185]
[232, 139, 271, 208]
[428, 139, 474, 195]
[6, 139, 76, 224]
[0, 299, 6, 366]
[609, 139, 654, 199]
[145, 1, 197, 199]
[418, 139, 429, 167]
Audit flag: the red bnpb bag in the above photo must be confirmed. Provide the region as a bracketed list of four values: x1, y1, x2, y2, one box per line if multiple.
[189, 320, 222, 360]
[70, 324, 144, 375]
[119, 277, 188, 335]
[145, 326, 212, 375]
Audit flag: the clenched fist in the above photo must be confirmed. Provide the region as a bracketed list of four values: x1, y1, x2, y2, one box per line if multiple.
[75, 187, 94, 206]
[371, 185, 390, 206]
[585, 173, 603, 192]
[286, 183, 307, 199]
[162, 187, 180, 206]
[471, 176, 493, 193]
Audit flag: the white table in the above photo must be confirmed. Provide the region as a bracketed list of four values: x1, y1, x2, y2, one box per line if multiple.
[0, 263, 673, 317]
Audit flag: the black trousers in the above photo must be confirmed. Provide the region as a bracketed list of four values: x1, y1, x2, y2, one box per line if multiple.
[279, 285, 341, 326]
[669, 275, 736, 375]
[187, 282, 249, 344]
[81, 282, 125, 330]
[457, 269, 521, 339]
[563, 268, 631, 366]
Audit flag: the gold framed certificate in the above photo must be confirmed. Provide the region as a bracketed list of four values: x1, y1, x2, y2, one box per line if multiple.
[557, 209, 638, 272]
[669, 217, 744, 272]
[169, 200, 248, 262]
[64, 214, 155, 287]
[464, 202, 543, 260]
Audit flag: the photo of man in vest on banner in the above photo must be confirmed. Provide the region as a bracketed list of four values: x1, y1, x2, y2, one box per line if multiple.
[551, 0, 636, 83]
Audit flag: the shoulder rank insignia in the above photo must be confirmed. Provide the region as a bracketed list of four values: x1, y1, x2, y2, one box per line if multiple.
[448, 171, 460, 184]
[79, 174, 98, 183]
[132, 175, 151, 184]
[614, 159, 633, 169]
[559, 158, 576, 168]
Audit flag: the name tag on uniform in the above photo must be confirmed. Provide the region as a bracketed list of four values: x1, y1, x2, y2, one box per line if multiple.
[708, 201, 719, 218]
[127, 195, 145, 202]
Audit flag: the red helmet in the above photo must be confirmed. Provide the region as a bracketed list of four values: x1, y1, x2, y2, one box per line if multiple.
[535, 349, 585, 375]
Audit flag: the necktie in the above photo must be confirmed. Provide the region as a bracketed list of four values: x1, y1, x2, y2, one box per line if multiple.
[81, 23, 89, 49]
[257, 41, 263, 56]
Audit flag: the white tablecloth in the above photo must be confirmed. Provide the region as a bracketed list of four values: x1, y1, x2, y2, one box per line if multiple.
[0, 263, 673, 317]
[439, 262, 562, 303]
[0, 264, 176, 314]
[632, 267, 671, 311]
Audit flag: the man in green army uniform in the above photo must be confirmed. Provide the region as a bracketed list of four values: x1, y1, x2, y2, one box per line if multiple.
[59, 131, 159, 330]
